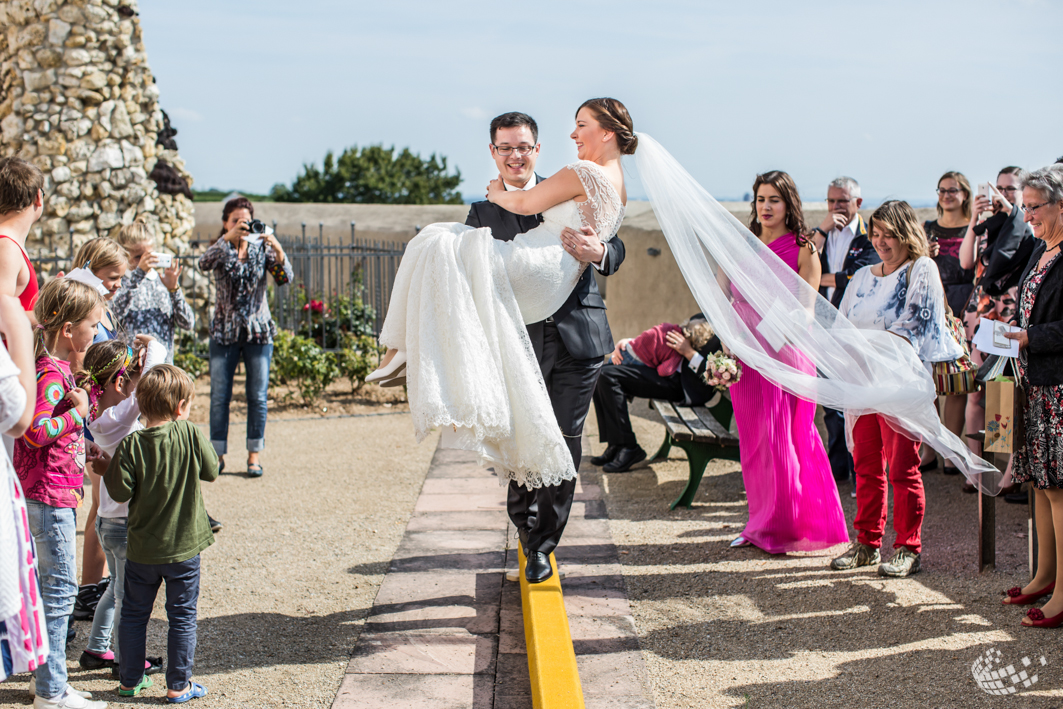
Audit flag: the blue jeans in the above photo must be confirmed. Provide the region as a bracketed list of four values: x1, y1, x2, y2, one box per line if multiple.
[209, 335, 273, 456]
[25, 501, 77, 700]
[120, 556, 200, 691]
[86, 516, 128, 663]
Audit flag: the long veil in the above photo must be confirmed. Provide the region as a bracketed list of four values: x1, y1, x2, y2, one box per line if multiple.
[631, 133, 1001, 493]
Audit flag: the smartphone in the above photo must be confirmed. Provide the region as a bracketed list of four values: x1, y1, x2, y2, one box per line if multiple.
[977, 182, 992, 207]
[153, 253, 173, 269]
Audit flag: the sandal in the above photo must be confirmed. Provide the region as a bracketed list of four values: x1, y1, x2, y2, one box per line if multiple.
[168, 681, 208, 704]
[247, 463, 263, 478]
[1003, 581, 1055, 605]
[118, 674, 153, 697]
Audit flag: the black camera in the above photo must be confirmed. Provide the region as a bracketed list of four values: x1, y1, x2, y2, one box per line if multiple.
[244, 219, 267, 234]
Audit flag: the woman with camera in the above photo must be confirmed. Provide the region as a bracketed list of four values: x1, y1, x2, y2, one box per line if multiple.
[199, 197, 292, 478]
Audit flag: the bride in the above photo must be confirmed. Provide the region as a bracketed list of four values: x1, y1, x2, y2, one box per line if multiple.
[368, 98, 633, 490]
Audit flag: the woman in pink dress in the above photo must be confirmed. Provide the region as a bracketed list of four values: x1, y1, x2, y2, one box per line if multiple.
[729, 171, 849, 553]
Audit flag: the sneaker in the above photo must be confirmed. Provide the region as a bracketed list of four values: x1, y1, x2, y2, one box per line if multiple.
[71, 584, 101, 621]
[28, 678, 94, 699]
[830, 542, 881, 570]
[33, 685, 105, 709]
[79, 649, 116, 670]
[878, 546, 921, 578]
[208, 514, 223, 533]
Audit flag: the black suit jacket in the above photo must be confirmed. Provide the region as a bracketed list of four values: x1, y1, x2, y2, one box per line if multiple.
[465, 175, 626, 360]
[1015, 241, 1063, 386]
[677, 336, 723, 406]
[817, 214, 880, 308]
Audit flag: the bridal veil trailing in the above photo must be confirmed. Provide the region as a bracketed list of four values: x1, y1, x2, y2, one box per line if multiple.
[631, 133, 1001, 493]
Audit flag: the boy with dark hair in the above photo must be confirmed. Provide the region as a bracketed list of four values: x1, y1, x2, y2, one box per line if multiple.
[104, 365, 218, 703]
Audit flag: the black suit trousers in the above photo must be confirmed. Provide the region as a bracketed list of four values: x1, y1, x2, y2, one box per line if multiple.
[508, 321, 603, 556]
[823, 406, 854, 483]
[593, 363, 684, 447]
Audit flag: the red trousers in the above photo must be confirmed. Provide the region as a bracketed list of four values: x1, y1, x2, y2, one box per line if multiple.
[852, 413, 925, 553]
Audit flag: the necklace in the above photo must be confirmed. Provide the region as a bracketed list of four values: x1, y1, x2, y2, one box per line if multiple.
[881, 259, 910, 277]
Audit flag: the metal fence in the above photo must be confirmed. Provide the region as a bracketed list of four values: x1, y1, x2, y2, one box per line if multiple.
[27, 223, 408, 351]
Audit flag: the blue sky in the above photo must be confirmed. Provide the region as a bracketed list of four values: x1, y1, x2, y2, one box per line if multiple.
[139, 0, 1062, 204]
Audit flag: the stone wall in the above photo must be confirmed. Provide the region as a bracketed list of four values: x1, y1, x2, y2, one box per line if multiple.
[0, 0, 194, 258]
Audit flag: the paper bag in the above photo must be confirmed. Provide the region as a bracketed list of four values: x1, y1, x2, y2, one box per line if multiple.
[985, 376, 1025, 454]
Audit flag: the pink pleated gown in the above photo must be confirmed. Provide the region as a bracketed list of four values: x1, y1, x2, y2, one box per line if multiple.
[729, 234, 849, 553]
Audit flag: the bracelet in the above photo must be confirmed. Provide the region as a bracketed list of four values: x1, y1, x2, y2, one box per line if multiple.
[168, 286, 180, 293]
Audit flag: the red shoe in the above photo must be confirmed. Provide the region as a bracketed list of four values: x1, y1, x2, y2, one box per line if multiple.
[1002, 581, 1055, 605]
[1022, 606, 1063, 628]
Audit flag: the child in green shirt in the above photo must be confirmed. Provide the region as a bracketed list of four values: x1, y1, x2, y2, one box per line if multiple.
[104, 365, 217, 703]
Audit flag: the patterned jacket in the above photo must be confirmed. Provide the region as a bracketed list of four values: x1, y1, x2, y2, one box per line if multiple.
[112, 268, 195, 363]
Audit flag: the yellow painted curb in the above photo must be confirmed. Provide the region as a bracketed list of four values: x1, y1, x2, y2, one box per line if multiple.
[518, 547, 585, 709]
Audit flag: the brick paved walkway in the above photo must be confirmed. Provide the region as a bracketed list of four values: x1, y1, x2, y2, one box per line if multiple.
[331, 442, 654, 708]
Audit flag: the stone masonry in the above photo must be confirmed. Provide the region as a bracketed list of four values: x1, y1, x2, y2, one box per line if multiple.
[0, 0, 194, 258]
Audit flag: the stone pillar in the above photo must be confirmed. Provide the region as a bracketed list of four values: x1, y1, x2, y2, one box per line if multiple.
[0, 0, 195, 255]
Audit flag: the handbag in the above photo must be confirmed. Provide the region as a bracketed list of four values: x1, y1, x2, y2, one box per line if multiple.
[906, 261, 978, 396]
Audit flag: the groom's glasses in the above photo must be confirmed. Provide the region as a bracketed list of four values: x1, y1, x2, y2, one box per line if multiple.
[492, 144, 536, 157]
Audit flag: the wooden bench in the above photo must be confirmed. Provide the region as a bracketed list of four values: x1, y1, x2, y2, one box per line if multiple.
[648, 393, 739, 509]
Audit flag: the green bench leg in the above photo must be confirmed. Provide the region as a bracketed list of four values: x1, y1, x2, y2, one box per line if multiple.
[670, 441, 715, 510]
[650, 431, 673, 463]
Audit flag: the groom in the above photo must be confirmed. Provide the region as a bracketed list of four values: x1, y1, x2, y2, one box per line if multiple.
[466, 112, 626, 583]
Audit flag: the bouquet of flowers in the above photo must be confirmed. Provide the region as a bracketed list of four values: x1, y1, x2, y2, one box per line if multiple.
[702, 351, 741, 391]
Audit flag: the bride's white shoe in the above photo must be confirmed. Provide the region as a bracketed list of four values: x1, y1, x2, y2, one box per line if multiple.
[366, 350, 407, 387]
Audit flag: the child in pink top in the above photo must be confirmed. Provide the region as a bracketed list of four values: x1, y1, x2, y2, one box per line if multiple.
[13, 278, 106, 707]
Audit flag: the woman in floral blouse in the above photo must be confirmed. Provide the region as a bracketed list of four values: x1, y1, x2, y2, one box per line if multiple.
[199, 198, 292, 478]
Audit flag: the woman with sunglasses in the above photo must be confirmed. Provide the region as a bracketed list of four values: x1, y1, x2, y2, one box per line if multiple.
[957, 167, 1035, 491]
[921, 171, 975, 475]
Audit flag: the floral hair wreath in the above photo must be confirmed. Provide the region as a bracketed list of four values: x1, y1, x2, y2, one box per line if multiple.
[87, 345, 134, 392]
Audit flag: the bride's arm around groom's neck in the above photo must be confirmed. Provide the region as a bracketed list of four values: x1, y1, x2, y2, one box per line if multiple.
[487, 167, 584, 217]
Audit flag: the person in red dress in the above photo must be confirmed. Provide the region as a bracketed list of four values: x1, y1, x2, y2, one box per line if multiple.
[0, 158, 44, 316]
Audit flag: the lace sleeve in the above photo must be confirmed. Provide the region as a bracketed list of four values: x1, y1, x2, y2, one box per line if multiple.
[565, 161, 625, 240]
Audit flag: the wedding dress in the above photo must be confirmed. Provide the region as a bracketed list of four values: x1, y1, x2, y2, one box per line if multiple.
[378, 160, 625, 489]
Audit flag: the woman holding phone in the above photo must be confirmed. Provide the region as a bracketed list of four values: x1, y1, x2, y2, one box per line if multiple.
[199, 197, 291, 478]
[922, 171, 975, 475]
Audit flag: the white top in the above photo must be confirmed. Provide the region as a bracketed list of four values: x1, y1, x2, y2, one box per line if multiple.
[825, 215, 859, 302]
[839, 256, 963, 365]
[89, 340, 167, 518]
[502, 174, 537, 191]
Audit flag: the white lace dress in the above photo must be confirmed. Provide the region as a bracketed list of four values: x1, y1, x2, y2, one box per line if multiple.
[379, 160, 625, 489]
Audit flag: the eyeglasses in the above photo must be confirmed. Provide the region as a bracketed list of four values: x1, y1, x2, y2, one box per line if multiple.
[1022, 200, 1053, 215]
[995, 185, 1020, 193]
[492, 144, 536, 157]
[936, 188, 963, 195]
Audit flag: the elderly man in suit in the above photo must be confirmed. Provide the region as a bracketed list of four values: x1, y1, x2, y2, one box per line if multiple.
[811, 176, 880, 486]
[466, 112, 626, 583]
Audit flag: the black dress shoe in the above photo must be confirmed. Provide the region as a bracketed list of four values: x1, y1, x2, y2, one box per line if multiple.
[1005, 490, 1029, 504]
[590, 444, 622, 467]
[603, 446, 647, 473]
[525, 551, 553, 583]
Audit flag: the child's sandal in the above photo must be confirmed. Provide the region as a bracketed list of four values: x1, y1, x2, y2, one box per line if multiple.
[118, 674, 153, 696]
[167, 681, 208, 703]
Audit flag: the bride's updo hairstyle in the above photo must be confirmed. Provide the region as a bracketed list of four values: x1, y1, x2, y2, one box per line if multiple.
[577, 98, 638, 155]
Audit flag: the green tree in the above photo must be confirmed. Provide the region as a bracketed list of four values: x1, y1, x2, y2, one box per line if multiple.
[270, 144, 463, 204]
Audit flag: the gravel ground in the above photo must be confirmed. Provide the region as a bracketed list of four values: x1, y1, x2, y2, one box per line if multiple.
[588, 398, 1063, 709]
[1, 408, 438, 708]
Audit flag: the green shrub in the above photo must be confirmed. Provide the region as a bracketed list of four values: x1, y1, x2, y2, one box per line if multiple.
[174, 351, 208, 381]
[336, 333, 385, 392]
[174, 330, 209, 381]
[269, 330, 339, 405]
